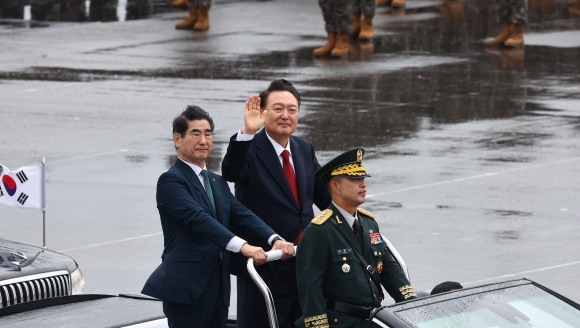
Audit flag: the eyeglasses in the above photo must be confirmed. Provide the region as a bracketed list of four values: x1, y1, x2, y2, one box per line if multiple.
[188, 131, 215, 141]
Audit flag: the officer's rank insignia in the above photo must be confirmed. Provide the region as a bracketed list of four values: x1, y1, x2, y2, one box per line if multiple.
[311, 209, 333, 225]
[342, 263, 350, 273]
[357, 208, 375, 219]
[376, 258, 383, 273]
[399, 285, 418, 299]
[370, 232, 384, 245]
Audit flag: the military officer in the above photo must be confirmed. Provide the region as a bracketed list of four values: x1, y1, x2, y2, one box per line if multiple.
[295, 148, 417, 328]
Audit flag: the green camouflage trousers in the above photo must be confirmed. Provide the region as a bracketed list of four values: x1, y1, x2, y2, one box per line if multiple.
[353, 0, 376, 16]
[187, 0, 211, 8]
[495, 0, 527, 24]
[319, 0, 354, 33]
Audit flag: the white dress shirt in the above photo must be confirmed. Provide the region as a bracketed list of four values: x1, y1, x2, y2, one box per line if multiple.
[332, 201, 359, 229]
[178, 157, 279, 251]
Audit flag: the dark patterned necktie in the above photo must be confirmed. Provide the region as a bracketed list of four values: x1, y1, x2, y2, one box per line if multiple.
[200, 169, 215, 212]
[353, 218, 363, 247]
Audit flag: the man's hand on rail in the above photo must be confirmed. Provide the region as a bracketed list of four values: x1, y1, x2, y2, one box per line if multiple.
[241, 243, 268, 266]
[272, 240, 295, 260]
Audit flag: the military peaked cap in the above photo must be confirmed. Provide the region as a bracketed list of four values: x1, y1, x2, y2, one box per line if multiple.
[315, 148, 371, 184]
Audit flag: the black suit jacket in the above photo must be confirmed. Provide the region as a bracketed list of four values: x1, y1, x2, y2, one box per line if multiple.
[142, 158, 275, 306]
[221, 130, 331, 290]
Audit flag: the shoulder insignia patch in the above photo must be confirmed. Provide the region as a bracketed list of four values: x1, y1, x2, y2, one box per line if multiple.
[311, 209, 333, 226]
[357, 208, 375, 219]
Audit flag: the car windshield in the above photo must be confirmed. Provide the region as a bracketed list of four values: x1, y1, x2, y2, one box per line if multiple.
[396, 284, 580, 328]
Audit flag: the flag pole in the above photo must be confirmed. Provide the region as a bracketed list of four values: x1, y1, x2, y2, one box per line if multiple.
[42, 157, 47, 250]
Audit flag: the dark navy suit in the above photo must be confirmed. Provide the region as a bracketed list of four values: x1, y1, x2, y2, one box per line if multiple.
[142, 158, 275, 328]
[222, 130, 331, 328]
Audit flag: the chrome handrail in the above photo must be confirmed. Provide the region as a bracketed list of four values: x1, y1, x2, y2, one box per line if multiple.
[382, 237, 410, 281]
[246, 246, 297, 328]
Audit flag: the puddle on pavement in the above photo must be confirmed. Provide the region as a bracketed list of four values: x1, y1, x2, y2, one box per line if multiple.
[0, 0, 260, 24]
[495, 230, 521, 241]
[487, 209, 533, 217]
[0, 0, 166, 24]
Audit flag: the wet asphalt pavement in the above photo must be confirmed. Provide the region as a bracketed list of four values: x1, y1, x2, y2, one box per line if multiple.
[1, 0, 580, 313]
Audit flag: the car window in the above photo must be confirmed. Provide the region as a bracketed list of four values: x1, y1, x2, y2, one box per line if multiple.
[395, 284, 580, 327]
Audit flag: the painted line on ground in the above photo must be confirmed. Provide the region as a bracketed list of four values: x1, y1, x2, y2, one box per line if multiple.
[462, 260, 580, 286]
[52, 149, 130, 163]
[57, 232, 162, 253]
[367, 157, 580, 198]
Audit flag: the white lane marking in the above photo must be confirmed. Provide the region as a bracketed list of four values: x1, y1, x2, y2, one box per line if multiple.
[51, 141, 174, 164]
[57, 232, 162, 253]
[367, 157, 580, 198]
[52, 149, 130, 163]
[462, 260, 580, 286]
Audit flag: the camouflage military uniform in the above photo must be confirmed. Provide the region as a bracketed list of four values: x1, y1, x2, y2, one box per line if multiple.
[319, 0, 354, 33]
[353, 0, 376, 16]
[495, 0, 527, 25]
[187, 0, 211, 8]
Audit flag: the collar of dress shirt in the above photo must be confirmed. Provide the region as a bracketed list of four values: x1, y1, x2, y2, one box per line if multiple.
[265, 131, 292, 159]
[332, 201, 358, 229]
[178, 157, 207, 184]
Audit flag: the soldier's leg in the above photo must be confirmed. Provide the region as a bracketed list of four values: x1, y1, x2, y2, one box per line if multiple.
[314, 0, 339, 56]
[358, 0, 375, 41]
[485, 0, 513, 46]
[504, 0, 526, 47]
[175, 0, 199, 29]
[331, 0, 353, 57]
[194, 0, 211, 30]
[352, 0, 362, 38]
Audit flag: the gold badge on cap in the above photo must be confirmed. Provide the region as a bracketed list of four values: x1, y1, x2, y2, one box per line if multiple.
[342, 263, 350, 273]
[357, 149, 363, 162]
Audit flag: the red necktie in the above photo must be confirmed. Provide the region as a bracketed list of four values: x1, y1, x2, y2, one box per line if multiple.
[281, 150, 303, 245]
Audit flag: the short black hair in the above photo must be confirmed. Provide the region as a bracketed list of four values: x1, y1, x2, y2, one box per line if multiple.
[259, 79, 301, 109]
[172, 105, 215, 137]
[430, 281, 463, 295]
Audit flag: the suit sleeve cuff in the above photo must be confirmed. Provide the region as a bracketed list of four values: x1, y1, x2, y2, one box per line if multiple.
[268, 234, 283, 246]
[236, 128, 256, 141]
[226, 236, 247, 253]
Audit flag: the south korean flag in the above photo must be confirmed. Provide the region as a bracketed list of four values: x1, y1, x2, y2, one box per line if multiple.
[0, 164, 45, 210]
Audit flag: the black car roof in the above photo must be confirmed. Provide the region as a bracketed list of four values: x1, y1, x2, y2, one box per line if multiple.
[0, 294, 165, 327]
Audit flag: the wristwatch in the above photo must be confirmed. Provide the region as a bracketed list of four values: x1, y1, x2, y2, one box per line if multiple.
[271, 236, 285, 245]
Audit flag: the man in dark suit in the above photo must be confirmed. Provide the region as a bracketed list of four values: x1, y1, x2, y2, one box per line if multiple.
[142, 105, 295, 328]
[221, 80, 332, 328]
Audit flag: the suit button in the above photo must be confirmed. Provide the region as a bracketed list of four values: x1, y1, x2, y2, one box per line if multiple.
[342, 257, 347, 261]
[369, 278, 372, 282]
[374, 294, 376, 298]
[334, 319, 338, 323]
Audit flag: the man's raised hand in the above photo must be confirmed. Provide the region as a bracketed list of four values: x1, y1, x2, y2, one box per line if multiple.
[242, 94, 265, 135]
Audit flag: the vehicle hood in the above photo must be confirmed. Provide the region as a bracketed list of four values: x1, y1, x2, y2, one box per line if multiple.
[0, 238, 77, 279]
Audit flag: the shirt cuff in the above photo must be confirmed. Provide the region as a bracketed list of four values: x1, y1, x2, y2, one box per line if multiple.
[268, 234, 282, 246]
[226, 236, 247, 253]
[236, 128, 256, 141]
